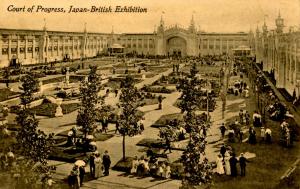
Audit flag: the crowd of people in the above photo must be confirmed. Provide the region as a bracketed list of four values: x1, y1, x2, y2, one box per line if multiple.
[68, 150, 111, 188]
[216, 145, 250, 177]
[130, 155, 171, 179]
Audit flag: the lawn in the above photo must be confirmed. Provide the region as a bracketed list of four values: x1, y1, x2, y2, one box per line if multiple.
[0, 88, 20, 102]
[136, 138, 186, 151]
[42, 76, 65, 85]
[141, 98, 159, 106]
[103, 80, 121, 90]
[207, 76, 300, 189]
[30, 102, 80, 117]
[56, 130, 114, 142]
[209, 143, 300, 189]
[152, 113, 183, 127]
[48, 146, 87, 163]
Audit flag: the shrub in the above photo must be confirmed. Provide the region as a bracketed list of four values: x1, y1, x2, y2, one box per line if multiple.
[57, 90, 67, 98]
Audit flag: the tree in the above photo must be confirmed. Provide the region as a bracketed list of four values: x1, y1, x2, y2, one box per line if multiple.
[14, 74, 55, 187]
[176, 65, 213, 187]
[19, 74, 40, 108]
[118, 75, 143, 160]
[77, 66, 102, 139]
[181, 112, 213, 186]
[3, 67, 11, 88]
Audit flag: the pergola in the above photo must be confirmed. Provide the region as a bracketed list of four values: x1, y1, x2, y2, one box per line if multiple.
[108, 43, 125, 55]
[232, 45, 251, 57]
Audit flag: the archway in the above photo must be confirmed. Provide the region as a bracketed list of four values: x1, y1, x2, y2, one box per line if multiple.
[166, 36, 187, 57]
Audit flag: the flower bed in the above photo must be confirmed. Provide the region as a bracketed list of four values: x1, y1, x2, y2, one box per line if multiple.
[141, 85, 175, 94]
[136, 138, 185, 151]
[0, 88, 20, 102]
[42, 76, 65, 85]
[30, 102, 80, 117]
[48, 146, 87, 163]
[56, 130, 114, 142]
[151, 113, 183, 128]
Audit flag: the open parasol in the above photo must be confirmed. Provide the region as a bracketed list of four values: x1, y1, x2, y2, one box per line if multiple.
[86, 135, 94, 140]
[74, 160, 86, 167]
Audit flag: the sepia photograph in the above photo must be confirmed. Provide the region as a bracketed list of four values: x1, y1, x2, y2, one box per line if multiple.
[0, 0, 299, 188]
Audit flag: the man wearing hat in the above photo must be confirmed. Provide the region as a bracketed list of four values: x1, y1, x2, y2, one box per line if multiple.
[102, 150, 111, 176]
[239, 153, 249, 176]
[260, 127, 266, 143]
[89, 152, 96, 178]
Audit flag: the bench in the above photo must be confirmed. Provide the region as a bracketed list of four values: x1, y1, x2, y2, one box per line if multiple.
[280, 158, 300, 180]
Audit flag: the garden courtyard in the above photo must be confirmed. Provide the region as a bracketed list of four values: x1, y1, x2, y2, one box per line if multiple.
[0, 56, 299, 189]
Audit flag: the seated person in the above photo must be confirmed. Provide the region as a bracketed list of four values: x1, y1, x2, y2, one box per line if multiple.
[130, 156, 139, 174]
[163, 162, 171, 179]
[136, 156, 145, 176]
[156, 162, 164, 178]
[143, 158, 150, 176]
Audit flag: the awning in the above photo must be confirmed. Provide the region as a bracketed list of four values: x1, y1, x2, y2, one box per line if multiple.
[109, 43, 124, 49]
[232, 45, 251, 51]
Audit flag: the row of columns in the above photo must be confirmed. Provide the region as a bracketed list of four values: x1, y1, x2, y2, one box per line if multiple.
[0, 32, 109, 66]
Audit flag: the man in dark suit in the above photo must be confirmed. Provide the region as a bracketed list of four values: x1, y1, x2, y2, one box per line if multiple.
[239, 153, 249, 176]
[79, 165, 85, 186]
[229, 153, 238, 177]
[103, 150, 111, 176]
[89, 153, 96, 178]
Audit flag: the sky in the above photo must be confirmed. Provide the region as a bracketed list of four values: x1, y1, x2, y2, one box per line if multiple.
[0, 0, 299, 33]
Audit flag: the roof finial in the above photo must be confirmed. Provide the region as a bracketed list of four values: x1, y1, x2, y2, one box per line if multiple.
[111, 25, 114, 34]
[160, 11, 165, 26]
[84, 22, 87, 33]
[43, 18, 47, 31]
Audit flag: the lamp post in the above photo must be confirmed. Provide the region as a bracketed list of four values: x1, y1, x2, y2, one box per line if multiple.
[296, 81, 300, 99]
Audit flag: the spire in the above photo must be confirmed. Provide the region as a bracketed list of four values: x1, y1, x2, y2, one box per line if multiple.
[256, 25, 260, 37]
[84, 22, 87, 33]
[189, 14, 196, 33]
[43, 18, 47, 31]
[157, 14, 165, 34]
[190, 14, 195, 26]
[160, 15, 164, 26]
[111, 25, 114, 34]
[275, 10, 284, 33]
[262, 16, 268, 34]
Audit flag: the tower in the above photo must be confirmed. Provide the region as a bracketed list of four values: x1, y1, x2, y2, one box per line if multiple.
[189, 15, 196, 33]
[275, 11, 284, 33]
[82, 22, 88, 59]
[262, 19, 268, 36]
[157, 15, 165, 34]
[41, 18, 48, 63]
[256, 25, 260, 38]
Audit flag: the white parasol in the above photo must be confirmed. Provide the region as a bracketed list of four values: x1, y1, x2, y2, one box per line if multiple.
[89, 141, 97, 146]
[74, 160, 86, 167]
[86, 135, 94, 140]
[67, 131, 73, 136]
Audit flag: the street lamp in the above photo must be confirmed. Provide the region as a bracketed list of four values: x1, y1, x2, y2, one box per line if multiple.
[296, 80, 300, 99]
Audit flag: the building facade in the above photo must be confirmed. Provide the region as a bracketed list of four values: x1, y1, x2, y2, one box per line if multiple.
[251, 13, 300, 97]
[0, 16, 250, 67]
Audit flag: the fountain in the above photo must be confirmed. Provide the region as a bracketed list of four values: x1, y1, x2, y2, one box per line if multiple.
[55, 98, 63, 117]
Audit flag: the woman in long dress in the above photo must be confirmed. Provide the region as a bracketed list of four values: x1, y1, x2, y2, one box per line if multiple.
[216, 154, 225, 175]
[224, 151, 231, 175]
[94, 153, 103, 178]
